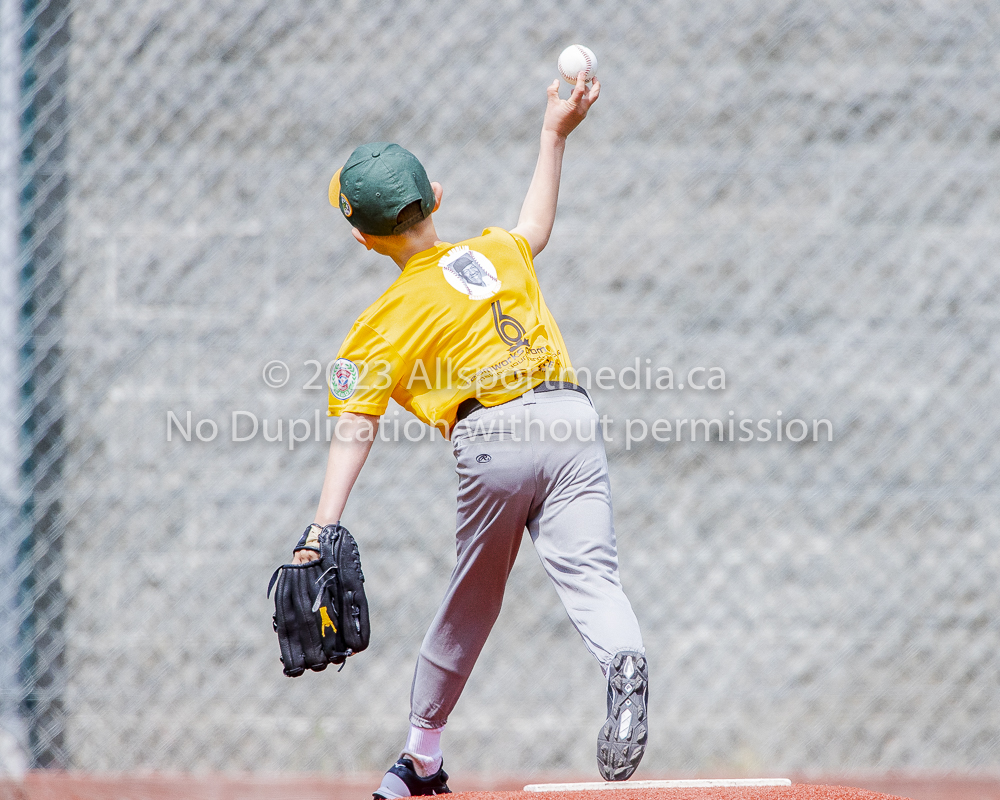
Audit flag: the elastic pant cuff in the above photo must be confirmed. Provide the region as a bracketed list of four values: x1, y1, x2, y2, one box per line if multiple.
[409, 712, 448, 730]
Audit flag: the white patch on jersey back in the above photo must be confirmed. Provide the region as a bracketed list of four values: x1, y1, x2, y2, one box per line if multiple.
[440, 246, 501, 300]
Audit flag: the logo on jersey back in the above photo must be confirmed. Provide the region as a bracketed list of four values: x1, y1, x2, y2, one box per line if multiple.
[440, 246, 501, 300]
[329, 358, 360, 400]
[491, 300, 529, 352]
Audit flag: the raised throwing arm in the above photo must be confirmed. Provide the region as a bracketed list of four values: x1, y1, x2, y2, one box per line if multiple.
[511, 72, 601, 257]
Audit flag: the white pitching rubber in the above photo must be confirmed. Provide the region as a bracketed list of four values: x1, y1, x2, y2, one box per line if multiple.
[524, 778, 793, 791]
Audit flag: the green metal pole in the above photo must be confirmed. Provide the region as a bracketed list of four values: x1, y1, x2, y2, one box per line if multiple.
[17, 0, 70, 769]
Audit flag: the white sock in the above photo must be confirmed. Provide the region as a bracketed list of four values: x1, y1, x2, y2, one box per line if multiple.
[403, 724, 444, 777]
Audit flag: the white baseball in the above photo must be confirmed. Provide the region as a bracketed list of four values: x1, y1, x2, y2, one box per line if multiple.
[557, 44, 598, 85]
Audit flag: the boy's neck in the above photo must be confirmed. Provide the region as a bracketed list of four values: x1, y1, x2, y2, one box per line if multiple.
[388, 223, 443, 271]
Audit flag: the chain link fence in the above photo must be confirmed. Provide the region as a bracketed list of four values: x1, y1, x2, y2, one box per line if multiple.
[2, 0, 999, 779]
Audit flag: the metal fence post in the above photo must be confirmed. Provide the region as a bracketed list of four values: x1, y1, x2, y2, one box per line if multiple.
[0, 0, 28, 778]
[15, 0, 71, 769]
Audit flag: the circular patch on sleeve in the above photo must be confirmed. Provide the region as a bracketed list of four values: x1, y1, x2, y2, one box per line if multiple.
[329, 358, 360, 400]
[439, 246, 501, 300]
[340, 193, 353, 217]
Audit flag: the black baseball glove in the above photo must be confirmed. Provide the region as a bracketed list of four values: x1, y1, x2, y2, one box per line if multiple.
[267, 523, 370, 677]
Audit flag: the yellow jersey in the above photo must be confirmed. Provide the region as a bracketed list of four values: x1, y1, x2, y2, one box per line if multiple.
[327, 227, 574, 436]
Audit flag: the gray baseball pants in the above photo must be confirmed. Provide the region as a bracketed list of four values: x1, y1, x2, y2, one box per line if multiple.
[409, 388, 644, 729]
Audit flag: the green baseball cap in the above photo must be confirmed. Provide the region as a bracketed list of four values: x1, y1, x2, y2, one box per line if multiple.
[329, 142, 435, 236]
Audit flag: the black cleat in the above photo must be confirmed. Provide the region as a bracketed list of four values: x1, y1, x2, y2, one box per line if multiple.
[373, 757, 452, 798]
[598, 650, 648, 781]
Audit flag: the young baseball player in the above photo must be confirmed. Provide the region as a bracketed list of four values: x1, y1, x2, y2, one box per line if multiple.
[293, 73, 647, 794]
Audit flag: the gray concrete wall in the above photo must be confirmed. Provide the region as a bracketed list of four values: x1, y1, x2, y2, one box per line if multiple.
[46, 0, 1000, 776]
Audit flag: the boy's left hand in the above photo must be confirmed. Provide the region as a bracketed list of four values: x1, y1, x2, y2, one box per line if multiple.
[542, 72, 601, 139]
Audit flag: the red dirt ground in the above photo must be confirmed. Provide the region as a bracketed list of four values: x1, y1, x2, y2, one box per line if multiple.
[3, 773, 1000, 800]
[451, 789, 907, 800]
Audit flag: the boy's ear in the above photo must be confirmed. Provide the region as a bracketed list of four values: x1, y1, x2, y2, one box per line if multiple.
[431, 182, 443, 213]
[351, 227, 373, 250]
